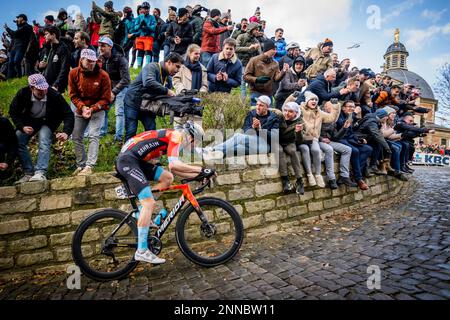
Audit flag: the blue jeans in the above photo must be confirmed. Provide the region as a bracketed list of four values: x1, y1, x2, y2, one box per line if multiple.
[201, 52, 214, 67]
[388, 141, 402, 172]
[114, 87, 128, 141]
[212, 133, 269, 157]
[399, 141, 410, 167]
[152, 42, 160, 62]
[250, 92, 272, 106]
[339, 139, 373, 181]
[100, 109, 110, 137]
[163, 44, 170, 59]
[124, 102, 156, 142]
[8, 49, 25, 79]
[16, 125, 52, 175]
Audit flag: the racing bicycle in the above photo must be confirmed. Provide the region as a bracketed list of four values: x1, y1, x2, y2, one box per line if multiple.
[71, 172, 244, 281]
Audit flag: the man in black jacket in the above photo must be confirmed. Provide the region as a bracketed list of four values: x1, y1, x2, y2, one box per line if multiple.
[38, 26, 71, 94]
[0, 116, 18, 181]
[353, 108, 392, 175]
[4, 14, 33, 79]
[98, 36, 130, 140]
[166, 8, 194, 56]
[9, 74, 74, 183]
[395, 113, 435, 172]
[124, 53, 181, 141]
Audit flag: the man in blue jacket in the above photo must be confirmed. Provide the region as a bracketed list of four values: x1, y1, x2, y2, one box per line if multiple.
[207, 38, 243, 93]
[132, 1, 157, 67]
[271, 28, 286, 62]
[297, 69, 349, 105]
[203, 95, 279, 159]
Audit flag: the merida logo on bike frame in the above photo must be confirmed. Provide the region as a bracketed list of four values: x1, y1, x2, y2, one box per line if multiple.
[157, 195, 185, 238]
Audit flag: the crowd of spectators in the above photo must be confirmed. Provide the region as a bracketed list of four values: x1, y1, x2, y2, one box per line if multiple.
[0, 2, 438, 194]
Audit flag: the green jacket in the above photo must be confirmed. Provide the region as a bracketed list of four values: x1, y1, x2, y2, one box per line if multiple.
[271, 108, 306, 146]
[93, 4, 119, 39]
[235, 23, 261, 67]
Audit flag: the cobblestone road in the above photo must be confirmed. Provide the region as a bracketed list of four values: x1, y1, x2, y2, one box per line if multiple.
[1, 167, 449, 300]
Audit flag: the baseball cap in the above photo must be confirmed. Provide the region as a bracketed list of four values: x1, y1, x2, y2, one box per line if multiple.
[16, 14, 28, 21]
[28, 74, 49, 90]
[98, 36, 114, 47]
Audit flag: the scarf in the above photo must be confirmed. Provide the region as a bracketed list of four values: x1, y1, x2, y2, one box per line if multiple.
[184, 59, 202, 91]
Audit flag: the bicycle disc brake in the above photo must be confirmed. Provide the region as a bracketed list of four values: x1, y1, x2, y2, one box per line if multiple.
[201, 223, 217, 238]
[101, 237, 120, 265]
[148, 236, 162, 255]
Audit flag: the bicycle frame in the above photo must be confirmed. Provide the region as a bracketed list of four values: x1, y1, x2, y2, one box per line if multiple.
[151, 184, 203, 239]
[109, 181, 208, 244]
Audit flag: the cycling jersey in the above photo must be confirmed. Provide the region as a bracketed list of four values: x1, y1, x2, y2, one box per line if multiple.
[120, 129, 183, 163]
[117, 129, 185, 201]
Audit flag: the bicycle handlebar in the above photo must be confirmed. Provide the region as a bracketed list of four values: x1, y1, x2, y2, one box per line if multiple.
[181, 175, 214, 196]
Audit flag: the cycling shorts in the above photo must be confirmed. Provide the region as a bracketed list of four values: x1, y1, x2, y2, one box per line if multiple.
[116, 154, 164, 200]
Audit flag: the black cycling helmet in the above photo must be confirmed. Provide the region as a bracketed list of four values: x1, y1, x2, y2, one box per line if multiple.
[141, 2, 150, 9]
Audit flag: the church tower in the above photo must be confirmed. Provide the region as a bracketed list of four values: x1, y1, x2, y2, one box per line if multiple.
[383, 28, 409, 71]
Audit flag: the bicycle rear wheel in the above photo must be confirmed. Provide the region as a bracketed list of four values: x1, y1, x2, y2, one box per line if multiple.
[71, 209, 138, 281]
[175, 197, 244, 267]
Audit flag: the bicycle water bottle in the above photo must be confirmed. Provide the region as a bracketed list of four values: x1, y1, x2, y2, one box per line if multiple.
[154, 209, 168, 226]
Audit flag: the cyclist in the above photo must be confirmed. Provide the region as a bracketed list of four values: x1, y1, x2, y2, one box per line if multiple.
[116, 121, 214, 265]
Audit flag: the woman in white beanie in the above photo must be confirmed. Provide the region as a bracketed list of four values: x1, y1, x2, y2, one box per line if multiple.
[279, 102, 306, 194]
[297, 91, 341, 187]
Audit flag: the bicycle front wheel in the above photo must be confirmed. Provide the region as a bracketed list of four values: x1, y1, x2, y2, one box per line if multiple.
[72, 209, 138, 281]
[175, 197, 244, 267]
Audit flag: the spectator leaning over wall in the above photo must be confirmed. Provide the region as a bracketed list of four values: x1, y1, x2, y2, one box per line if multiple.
[69, 49, 111, 177]
[10, 74, 74, 183]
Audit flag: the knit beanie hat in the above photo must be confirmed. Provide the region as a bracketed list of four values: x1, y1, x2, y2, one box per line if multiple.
[322, 38, 334, 48]
[263, 40, 276, 53]
[383, 106, 396, 115]
[282, 102, 301, 120]
[178, 8, 188, 17]
[304, 91, 319, 106]
[375, 108, 388, 119]
[210, 9, 221, 18]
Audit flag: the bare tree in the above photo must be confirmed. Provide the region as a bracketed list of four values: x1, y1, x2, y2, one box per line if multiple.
[434, 63, 450, 126]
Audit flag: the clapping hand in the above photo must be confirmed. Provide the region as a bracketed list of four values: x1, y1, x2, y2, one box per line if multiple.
[295, 124, 303, 133]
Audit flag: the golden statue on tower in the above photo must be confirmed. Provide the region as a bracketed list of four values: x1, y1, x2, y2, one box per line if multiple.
[394, 28, 400, 44]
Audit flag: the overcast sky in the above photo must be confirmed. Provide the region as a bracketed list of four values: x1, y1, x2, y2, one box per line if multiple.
[1, 0, 449, 89]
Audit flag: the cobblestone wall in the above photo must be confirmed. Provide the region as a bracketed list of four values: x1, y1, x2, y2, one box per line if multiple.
[0, 154, 417, 281]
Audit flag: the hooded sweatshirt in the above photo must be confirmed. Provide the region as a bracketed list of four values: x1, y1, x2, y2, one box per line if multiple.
[68, 60, 112, 115]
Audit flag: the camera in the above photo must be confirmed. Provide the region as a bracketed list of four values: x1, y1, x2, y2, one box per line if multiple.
[192, 6, 208, 16]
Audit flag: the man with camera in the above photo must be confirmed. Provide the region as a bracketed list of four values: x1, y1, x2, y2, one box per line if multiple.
[124, 52, 182, 141]
[4, 14, 33, 79]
